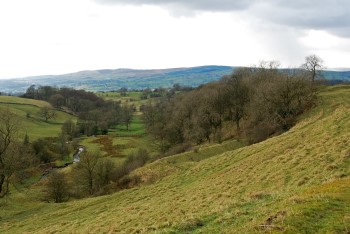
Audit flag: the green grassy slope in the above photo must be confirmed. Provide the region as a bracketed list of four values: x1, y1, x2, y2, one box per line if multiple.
[0, 95, 51, 107]
[0, 96, 76, 140]
[1, 85, 350, 233]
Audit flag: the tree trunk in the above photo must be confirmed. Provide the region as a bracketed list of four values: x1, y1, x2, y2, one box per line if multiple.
[0, 174, 5, 196]
[88, 172, 94, 195]
[206, 135, 211, 143]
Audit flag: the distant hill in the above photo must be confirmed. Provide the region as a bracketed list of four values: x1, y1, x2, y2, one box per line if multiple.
[0, 66, 349, 93]
[323, 70, 350, 82]
[0, 66, 234, 93]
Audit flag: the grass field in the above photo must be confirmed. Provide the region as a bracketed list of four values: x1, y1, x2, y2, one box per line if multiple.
[0, 96, 76, 140]
[1, 85, 350, 233]
[97, 91, 162, 112]
[97, 91, 144, 107]
[80, 93, 157, 164]
[80, 115, 156, 166]
[0, 95, 51, 107]
[97, 91, 141, 99]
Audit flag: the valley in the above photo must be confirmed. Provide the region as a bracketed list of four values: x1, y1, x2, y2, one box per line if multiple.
[1, 82, 350, 233]
[2, 0, 350, 233]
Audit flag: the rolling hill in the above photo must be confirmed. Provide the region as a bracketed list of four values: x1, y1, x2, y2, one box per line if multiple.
[1, 86, 349, 233]
[1, 66, 350, 94]
[0, 66, 234, 93]
[0, 96, 76, 140]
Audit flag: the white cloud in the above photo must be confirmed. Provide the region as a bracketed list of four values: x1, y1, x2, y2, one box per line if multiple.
[95, 0, 350, 37]
[0, 0, 349, 79]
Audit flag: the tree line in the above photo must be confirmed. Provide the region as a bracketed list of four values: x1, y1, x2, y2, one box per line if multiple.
[22, 86, 134, 135]
[0, 106, 149, 200]
[142, 57, 322, 153]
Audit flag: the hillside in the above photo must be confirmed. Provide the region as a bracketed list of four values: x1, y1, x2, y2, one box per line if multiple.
[1, 85, 350, 233]
[0, 95, 50, 107]
[0, 96, 76, 140]
[2, 66, 350, 93]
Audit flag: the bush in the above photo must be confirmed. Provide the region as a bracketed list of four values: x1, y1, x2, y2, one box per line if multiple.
[45, 170, 69, 203]
[71, 149, 149, 196]
[95, 158, 115, 191]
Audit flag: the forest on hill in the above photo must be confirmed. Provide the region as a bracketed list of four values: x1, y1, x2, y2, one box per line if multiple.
[1, 65, 350, 94]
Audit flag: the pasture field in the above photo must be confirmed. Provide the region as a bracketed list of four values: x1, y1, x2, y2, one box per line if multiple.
[80, 115, 156, 166]
[97, 91, 162, 112]
[0, 95, 50, 107]
[0, 96, 76, 140]
[97, 91, 144, 107]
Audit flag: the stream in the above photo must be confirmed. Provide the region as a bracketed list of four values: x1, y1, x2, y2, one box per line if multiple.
[40, 146, 84, 180]
[73, 146, 84, 163]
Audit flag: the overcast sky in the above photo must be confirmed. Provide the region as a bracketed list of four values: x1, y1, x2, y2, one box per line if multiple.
[0, 0, 350, 79]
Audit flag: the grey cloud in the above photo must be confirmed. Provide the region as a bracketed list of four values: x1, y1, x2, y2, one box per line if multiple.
[252, 1, 350, 37]
[95, 0, 350, 37]
[94, 0, 253, 12]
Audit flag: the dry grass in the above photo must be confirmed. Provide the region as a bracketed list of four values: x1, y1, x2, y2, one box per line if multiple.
[1, 85, 350, 233]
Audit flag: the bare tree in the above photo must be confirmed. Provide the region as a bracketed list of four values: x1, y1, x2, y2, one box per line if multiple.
[95, 158, 115, 191]
[0, 108, 18, 196]
[39, 107, 57, 122]
[301, 54, 325, 83]
[45, 170, 69, 203]
[0, 108, 29, 197]
[121, 105, 134, 130]
[61, 119, 77, 141]
[49, 94, 65, 108]
[76, 151, 99, 195]
[222, 71, 250, 131]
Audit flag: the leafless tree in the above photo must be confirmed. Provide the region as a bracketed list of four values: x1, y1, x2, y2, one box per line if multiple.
[222, 71, 250, 131]
[0, 108, 30, 197]
[95, 158, 115, 191]
[301, 54, 325, 83]
[76, 151, 99, 195]
[0, 108, 18, 196]
[39, 107, 57, 122]
[121, 105, 134, 130]
[45, 170, 69, 203]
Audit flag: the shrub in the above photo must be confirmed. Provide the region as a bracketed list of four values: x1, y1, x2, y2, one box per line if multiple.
[45, 170, 69, 203]
[95, 158, 115, 191]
